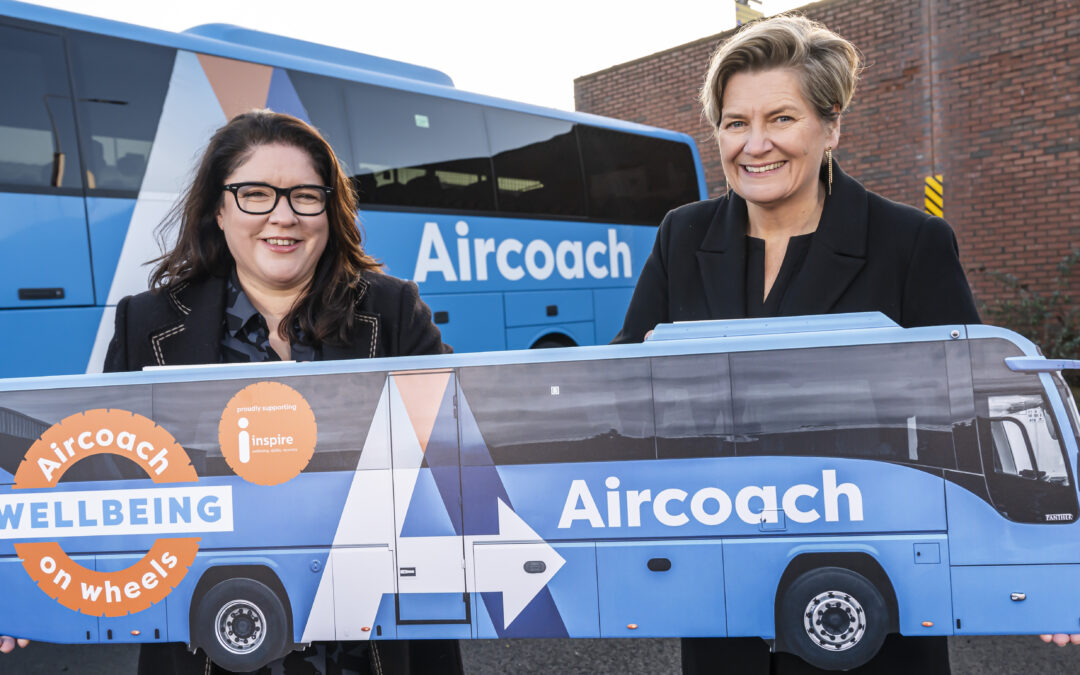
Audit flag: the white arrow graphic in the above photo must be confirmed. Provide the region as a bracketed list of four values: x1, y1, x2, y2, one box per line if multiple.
[303, 384, 565, 641]
[468, 499, 566, 628]
[394, 497, 565, 627]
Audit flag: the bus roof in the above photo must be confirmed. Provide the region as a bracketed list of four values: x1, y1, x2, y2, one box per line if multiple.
[0, 318, 1039, 395]
[646, 313, 900, 341]
[182, 23, 455, 87]
[0, 0, 697, 145]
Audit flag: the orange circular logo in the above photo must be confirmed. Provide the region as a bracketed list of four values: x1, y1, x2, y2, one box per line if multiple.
[218, 382, 317, 486]
[13, 409, 202, 617]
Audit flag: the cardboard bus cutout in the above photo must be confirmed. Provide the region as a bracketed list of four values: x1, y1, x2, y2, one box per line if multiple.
[1, 313, 1078, 671]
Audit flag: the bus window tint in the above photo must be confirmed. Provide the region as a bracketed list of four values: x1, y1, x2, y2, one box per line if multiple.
[485, 109, 586, 217]
[578, 126, 699, 225]
[652, 353, 735, 458]
[458, 358, 654, 464]
[69, 32, 174, 194]
[345, 83, 494, 211]
[730, 342, 955, 468]
[0, 25, 82, 190]
[971, 338, 1077, 523]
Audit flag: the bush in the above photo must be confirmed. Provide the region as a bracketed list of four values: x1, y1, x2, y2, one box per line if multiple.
[977, 249, 1080, 390]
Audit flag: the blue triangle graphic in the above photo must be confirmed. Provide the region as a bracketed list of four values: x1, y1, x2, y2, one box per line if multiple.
[458, 385, 510, 536]
[266, 68, 309, 121]
[423, 380, 462, 534]
[400, 467, 456, 537]
[459, 387, 494, 467]
[481, 588, 568, 638]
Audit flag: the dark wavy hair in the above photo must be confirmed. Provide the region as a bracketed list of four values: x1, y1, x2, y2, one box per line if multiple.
[150, 109, 381, 346]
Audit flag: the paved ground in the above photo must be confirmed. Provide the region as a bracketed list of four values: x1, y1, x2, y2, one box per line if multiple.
[5, 636, 1080, 674]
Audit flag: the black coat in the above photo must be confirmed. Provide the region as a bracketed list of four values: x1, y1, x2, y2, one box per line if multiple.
[613, 164, 979, 344]
[104, 270, 450, 371]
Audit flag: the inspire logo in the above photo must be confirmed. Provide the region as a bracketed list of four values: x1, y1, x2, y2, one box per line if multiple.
[9, 409, 224, 617]
[218, 381, 317, 486]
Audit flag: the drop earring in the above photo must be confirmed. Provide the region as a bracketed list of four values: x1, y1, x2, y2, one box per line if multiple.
[826, 147, 833, 196]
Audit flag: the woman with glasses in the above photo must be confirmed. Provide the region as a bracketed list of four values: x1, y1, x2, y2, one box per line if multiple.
[103, 109, 460, 674]
[105, 109, 449, 370]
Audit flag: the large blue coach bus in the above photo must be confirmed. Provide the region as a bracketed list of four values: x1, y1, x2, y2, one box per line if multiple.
[1, 313, 1079, 671]
[0, 0, 706, 378]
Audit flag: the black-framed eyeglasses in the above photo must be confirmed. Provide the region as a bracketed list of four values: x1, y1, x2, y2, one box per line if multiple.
[223, 182, 334, 216]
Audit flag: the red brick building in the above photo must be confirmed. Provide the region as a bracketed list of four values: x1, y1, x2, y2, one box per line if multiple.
[574, 0, 1079, 305]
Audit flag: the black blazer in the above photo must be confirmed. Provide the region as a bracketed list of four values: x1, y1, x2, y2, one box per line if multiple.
[613, 164, 979, 343]
[105, 270, 450, 372]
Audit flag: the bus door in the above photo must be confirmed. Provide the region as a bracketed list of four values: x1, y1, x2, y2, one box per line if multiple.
[388, 370, 469, 627]
[0, 23, 94, 373]
[947, 338, 1080, 635]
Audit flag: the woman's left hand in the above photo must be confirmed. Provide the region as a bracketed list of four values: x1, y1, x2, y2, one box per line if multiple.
[1040, 634, 1080, 646]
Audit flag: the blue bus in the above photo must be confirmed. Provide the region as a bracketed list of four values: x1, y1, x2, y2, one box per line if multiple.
[1, 313, 1078, 671]
[0, 0, 706, 379]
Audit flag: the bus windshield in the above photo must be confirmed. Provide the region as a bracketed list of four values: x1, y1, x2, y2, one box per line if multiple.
[986, 393, 1069, 483]
[1051, 373, 1080, 453]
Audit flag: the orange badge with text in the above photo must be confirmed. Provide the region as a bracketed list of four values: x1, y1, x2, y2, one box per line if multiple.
[13, 409, 201, 616]
[218, 381, 317, 486]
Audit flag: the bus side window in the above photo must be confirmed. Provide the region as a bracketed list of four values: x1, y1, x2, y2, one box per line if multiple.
[0, 386, 151, 482]
[458, 358, 654, 465]
[344, 83, 495, 212]
[652, 353, 735, 459]
[152, 372, 385, 476]
[730, 342, 955, 468]
[68, 31, 174, 194]
[484, 108, 586, 218]
[577, 125, 700, 226]
[971, 338, 1078, 524]
[0, 24, 82, 190]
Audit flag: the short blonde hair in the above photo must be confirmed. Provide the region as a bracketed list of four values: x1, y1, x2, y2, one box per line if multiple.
[701, 14, 861, 131]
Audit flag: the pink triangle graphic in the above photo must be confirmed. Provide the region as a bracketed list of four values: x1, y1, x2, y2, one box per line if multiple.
[394, 372, 451, 453]
[197, 54, 273, 121]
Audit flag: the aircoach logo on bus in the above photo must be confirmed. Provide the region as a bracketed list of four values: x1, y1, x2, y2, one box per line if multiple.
[2, 409, 232, 617]
[558, 470, 864, 529]
[413, 221, 634, 282]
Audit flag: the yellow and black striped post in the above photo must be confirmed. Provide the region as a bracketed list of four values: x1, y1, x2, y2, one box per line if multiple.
[924, 174, 943, 217]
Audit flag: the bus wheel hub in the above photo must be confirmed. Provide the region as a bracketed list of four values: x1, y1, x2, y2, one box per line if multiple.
[803, 591, 866, 651]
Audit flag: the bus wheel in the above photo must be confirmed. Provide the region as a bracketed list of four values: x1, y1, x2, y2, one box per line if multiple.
[778, 566, 887, 671]
[532, 336, 575, 349]
[195, 578, 288, 672]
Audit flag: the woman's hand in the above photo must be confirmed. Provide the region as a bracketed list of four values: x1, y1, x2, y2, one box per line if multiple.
[1040, 634, 1080, 646]
[0, 636, 28, 654]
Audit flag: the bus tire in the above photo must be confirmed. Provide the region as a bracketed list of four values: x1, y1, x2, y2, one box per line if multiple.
[778, 566, 887, 671]
[194, 577, 289, 672]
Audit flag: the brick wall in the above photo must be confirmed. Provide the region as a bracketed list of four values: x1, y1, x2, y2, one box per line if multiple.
[574, 0, 1079, 305]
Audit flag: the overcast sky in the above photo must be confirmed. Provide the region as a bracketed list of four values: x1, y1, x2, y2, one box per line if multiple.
[25, 0, 810, 111]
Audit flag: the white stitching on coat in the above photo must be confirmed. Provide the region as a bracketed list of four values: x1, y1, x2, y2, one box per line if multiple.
[150, 324, 185, 365]
[169, 281, 192, 316]
[354, 314, 378, 358]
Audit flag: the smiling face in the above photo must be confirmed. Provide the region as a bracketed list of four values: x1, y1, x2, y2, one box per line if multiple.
[217, 143, 330, 298]
[718, 68, 840, 210]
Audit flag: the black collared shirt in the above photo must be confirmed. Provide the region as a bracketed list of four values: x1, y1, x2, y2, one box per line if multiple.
[745, 233, 815, 318]
[221, 271, 320, 363]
